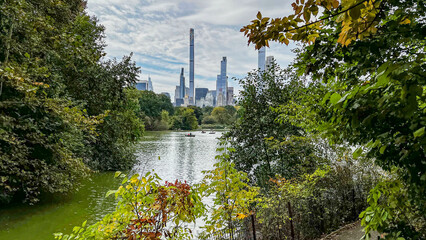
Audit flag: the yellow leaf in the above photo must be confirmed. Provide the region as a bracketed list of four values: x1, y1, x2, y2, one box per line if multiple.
[332, 0, 339, 8]
[283, 38, 290, 45]
[400, 18, 411, 24]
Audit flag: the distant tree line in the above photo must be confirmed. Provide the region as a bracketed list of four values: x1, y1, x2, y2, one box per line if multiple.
[129, 89, 239, 131]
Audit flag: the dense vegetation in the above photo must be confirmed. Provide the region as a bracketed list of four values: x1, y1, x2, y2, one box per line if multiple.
[2, 0, 423, 239]
[128, 89, 239, 131]
[0, 0, 144, 204]
[239, 0, 425, 238]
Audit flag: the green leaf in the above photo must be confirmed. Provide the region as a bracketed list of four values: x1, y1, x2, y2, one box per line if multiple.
[329, 93, 342, 105]
[413, 127, 424, 138]
[349, 5, 361, 20]
[379, 145, 386, 154]
[114, 171, 122, 178]
[72, 226, 80, 233]
[353, 147, 363, 158]
[122, 177, 128, 184]
[105, 190, 118, 198]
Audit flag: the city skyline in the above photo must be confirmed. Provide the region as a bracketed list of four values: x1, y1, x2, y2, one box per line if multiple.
[86, 0, 296, 100]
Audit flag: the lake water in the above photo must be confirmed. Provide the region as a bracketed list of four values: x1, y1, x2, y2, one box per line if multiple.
[0, 131, 222, 240]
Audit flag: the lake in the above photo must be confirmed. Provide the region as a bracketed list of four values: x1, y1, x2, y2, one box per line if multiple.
[0, 131, 222, 240]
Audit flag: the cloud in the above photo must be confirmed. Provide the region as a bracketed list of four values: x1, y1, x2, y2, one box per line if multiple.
[86, 0, 296, 99]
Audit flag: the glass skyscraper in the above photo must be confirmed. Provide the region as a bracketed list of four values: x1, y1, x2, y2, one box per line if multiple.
[216, 57, 228, 106]
[179, 68, 185, 99]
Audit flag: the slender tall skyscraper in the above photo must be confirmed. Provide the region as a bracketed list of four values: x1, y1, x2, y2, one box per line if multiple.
[148, 75, 154, 91]
[216, 57, 228, 106]
[258, 46, 266, 73]
[189, 28, 195, 105]
[179, 68, 185, 99]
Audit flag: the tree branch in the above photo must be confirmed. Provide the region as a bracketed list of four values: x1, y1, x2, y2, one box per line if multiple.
[284, 0, 374, 33]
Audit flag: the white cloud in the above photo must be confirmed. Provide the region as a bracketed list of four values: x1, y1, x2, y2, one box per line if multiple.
[86, 0, 296, 99]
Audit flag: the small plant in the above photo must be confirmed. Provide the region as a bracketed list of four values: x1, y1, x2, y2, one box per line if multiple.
[54, 171, 205, 240]
[198, 144, 259, 239]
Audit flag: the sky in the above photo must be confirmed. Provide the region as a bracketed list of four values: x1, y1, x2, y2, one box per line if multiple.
[86, 0, 296, 100]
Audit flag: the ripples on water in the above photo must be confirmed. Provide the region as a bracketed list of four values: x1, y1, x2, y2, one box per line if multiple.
[133, 131, 221, 185]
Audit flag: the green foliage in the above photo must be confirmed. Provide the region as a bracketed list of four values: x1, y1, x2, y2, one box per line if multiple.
[243, 0, 425, 237]
[55, 172, 205, 240]
[131, 90, 174, 131]
[0, 66, 94, 204]
[170, 107, 198, 130]
[0, 0, 144, 203]
[211, 107, 232, 125]
[360, 175, 425, 239]
[198, 144, 259, 239]
[201, 115, 216, 125]
[202, 106, 214, 116]
[187, 105, 204, 124]
[257, 156, 380, 240]
[225, 65, 328, 188]
[89, 109, 144, 171]
[241, 0, 384, 48]
[138, 90, 174, 119]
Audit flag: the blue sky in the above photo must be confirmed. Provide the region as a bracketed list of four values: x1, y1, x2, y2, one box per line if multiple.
[86, 0, 296, 99]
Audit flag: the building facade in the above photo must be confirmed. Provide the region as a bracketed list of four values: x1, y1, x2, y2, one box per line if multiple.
[148, 76, 154, 91]
[266, 56, 274, 71]
[216, 57, 228, 106]
[135, 81, 148, 91]
[179, 68, 185, 100]
[227, 87, 234, 106]
[258, 46, 266, 73]
[195, 88, 208, 102]
[189, 28, 195, 105]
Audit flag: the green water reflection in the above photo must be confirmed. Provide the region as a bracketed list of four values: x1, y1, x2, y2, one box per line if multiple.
[0, 131, 221, 239]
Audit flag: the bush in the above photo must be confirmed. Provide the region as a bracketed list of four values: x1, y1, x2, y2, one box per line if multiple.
[55, 172, 205, 240]
[202, 115, 216, 124]
[256, 157, 381, 239]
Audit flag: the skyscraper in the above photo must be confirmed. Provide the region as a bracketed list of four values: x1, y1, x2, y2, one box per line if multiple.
[195, 88, 208, 101]
[189, 28, 195, 105]
[227, 87, 234, 106]
[135, 80, 148, 90]
[266, 56, 274, 71]
[216, 57, 228, 106]
[258, 46, 266, 73]
[179, 68, 185, 100]
[174, 85, 181, 103]
[148, 76, 154, 91]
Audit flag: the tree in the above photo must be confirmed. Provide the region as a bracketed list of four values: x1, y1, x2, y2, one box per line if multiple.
[199, 145, 259, 239]
[171, 108, 198, 130]
[224, 105, 237, 117]
[202, 115, 217, 125]
[242, 0, 425, 237]
[181, 108, 198, 130]
[211, 107, 231, 125]
[225, 66, 326, 188]
[188, 105, 204, 124]
[137, 90, 174, 130]
[0, 0, 144, 203]
[138, 91, 174, 119]
[202, 106, 214, 116]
